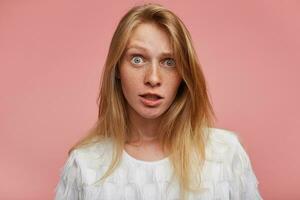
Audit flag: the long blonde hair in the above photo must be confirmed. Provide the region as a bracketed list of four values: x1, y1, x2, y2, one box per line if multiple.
[69, 3, 216, 199]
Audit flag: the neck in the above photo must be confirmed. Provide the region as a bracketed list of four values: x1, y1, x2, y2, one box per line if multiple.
[126, 106, 162, 144]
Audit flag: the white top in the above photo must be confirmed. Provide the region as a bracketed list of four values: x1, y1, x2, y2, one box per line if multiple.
[54, 128, 263, 200]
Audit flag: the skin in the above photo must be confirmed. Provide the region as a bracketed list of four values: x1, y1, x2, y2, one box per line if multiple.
[118, 22, 182, 161]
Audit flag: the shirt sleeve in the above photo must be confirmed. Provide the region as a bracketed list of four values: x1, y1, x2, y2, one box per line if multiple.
[54, 150, 83, 200]
[229, 136, 263, 200]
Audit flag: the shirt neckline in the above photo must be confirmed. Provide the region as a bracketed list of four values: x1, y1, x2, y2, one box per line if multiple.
[122, 149, 169, 165]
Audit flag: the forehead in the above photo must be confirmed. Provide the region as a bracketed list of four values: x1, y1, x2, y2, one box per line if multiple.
[126, 23, 173, 54]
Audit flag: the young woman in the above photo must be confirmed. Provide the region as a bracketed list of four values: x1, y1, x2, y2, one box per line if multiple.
[55, 3, 262, 200]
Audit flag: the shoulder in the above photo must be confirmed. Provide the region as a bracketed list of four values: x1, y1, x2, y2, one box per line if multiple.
[206, 127, 240, 144]
[204, 127, 246, 163]
[55, 139, 115, 198]
[73, 138, 113, 166]
[204, 127, 257, 185]
[201, 128, 262, 198]
[74, 138, 112, 158]
[205, 128, 262, 198]
[67, 138, 114, 185]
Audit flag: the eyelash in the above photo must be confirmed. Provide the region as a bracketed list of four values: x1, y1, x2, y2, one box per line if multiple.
[130, 54, 176, 67]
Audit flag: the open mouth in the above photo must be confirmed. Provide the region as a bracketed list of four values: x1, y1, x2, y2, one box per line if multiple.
[139, 94, 163, 106]
[139, 94, 163, 100]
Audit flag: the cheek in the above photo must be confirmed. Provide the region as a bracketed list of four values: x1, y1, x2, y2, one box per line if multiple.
[121, 76, 132, 90]
[120, 71, 140, 94]
[170, 75, 182, 91]
[164, 78, 182, 100]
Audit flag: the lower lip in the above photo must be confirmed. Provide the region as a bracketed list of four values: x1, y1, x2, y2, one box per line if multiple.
[139, 96, 163, 106]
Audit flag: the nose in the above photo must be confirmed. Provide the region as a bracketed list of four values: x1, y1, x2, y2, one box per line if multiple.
[144, 61, 161, 87]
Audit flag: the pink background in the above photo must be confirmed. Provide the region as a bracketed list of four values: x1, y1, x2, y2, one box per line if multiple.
[1, 0, 299, 199]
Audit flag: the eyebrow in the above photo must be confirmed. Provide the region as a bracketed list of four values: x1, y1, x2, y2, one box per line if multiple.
[126, 45, 174, 57]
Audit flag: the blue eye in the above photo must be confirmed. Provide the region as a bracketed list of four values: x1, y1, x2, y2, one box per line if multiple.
[164, 58, 176, 67]
[131, 55, 144, 64]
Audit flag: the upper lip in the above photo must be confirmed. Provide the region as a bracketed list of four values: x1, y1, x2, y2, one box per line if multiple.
[139, 92, 164, 99]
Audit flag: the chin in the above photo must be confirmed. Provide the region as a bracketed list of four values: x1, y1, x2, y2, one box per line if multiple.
[137, 109, 165, 120]
[127, 102, 166, 120]
[139, 112, 162, 120]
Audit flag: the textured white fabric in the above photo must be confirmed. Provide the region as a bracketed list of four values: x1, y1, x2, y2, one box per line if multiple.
[54, 128, 263, 200]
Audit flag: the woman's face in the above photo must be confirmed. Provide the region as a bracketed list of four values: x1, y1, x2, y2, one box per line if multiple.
[118, 22, 182, 120]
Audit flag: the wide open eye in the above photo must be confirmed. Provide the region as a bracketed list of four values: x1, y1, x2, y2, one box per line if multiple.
[130, 55, 144, 65]
[164, 58, 176, 67]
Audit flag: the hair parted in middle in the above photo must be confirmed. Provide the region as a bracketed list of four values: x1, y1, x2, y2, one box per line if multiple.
[69, 3, 216, 199]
